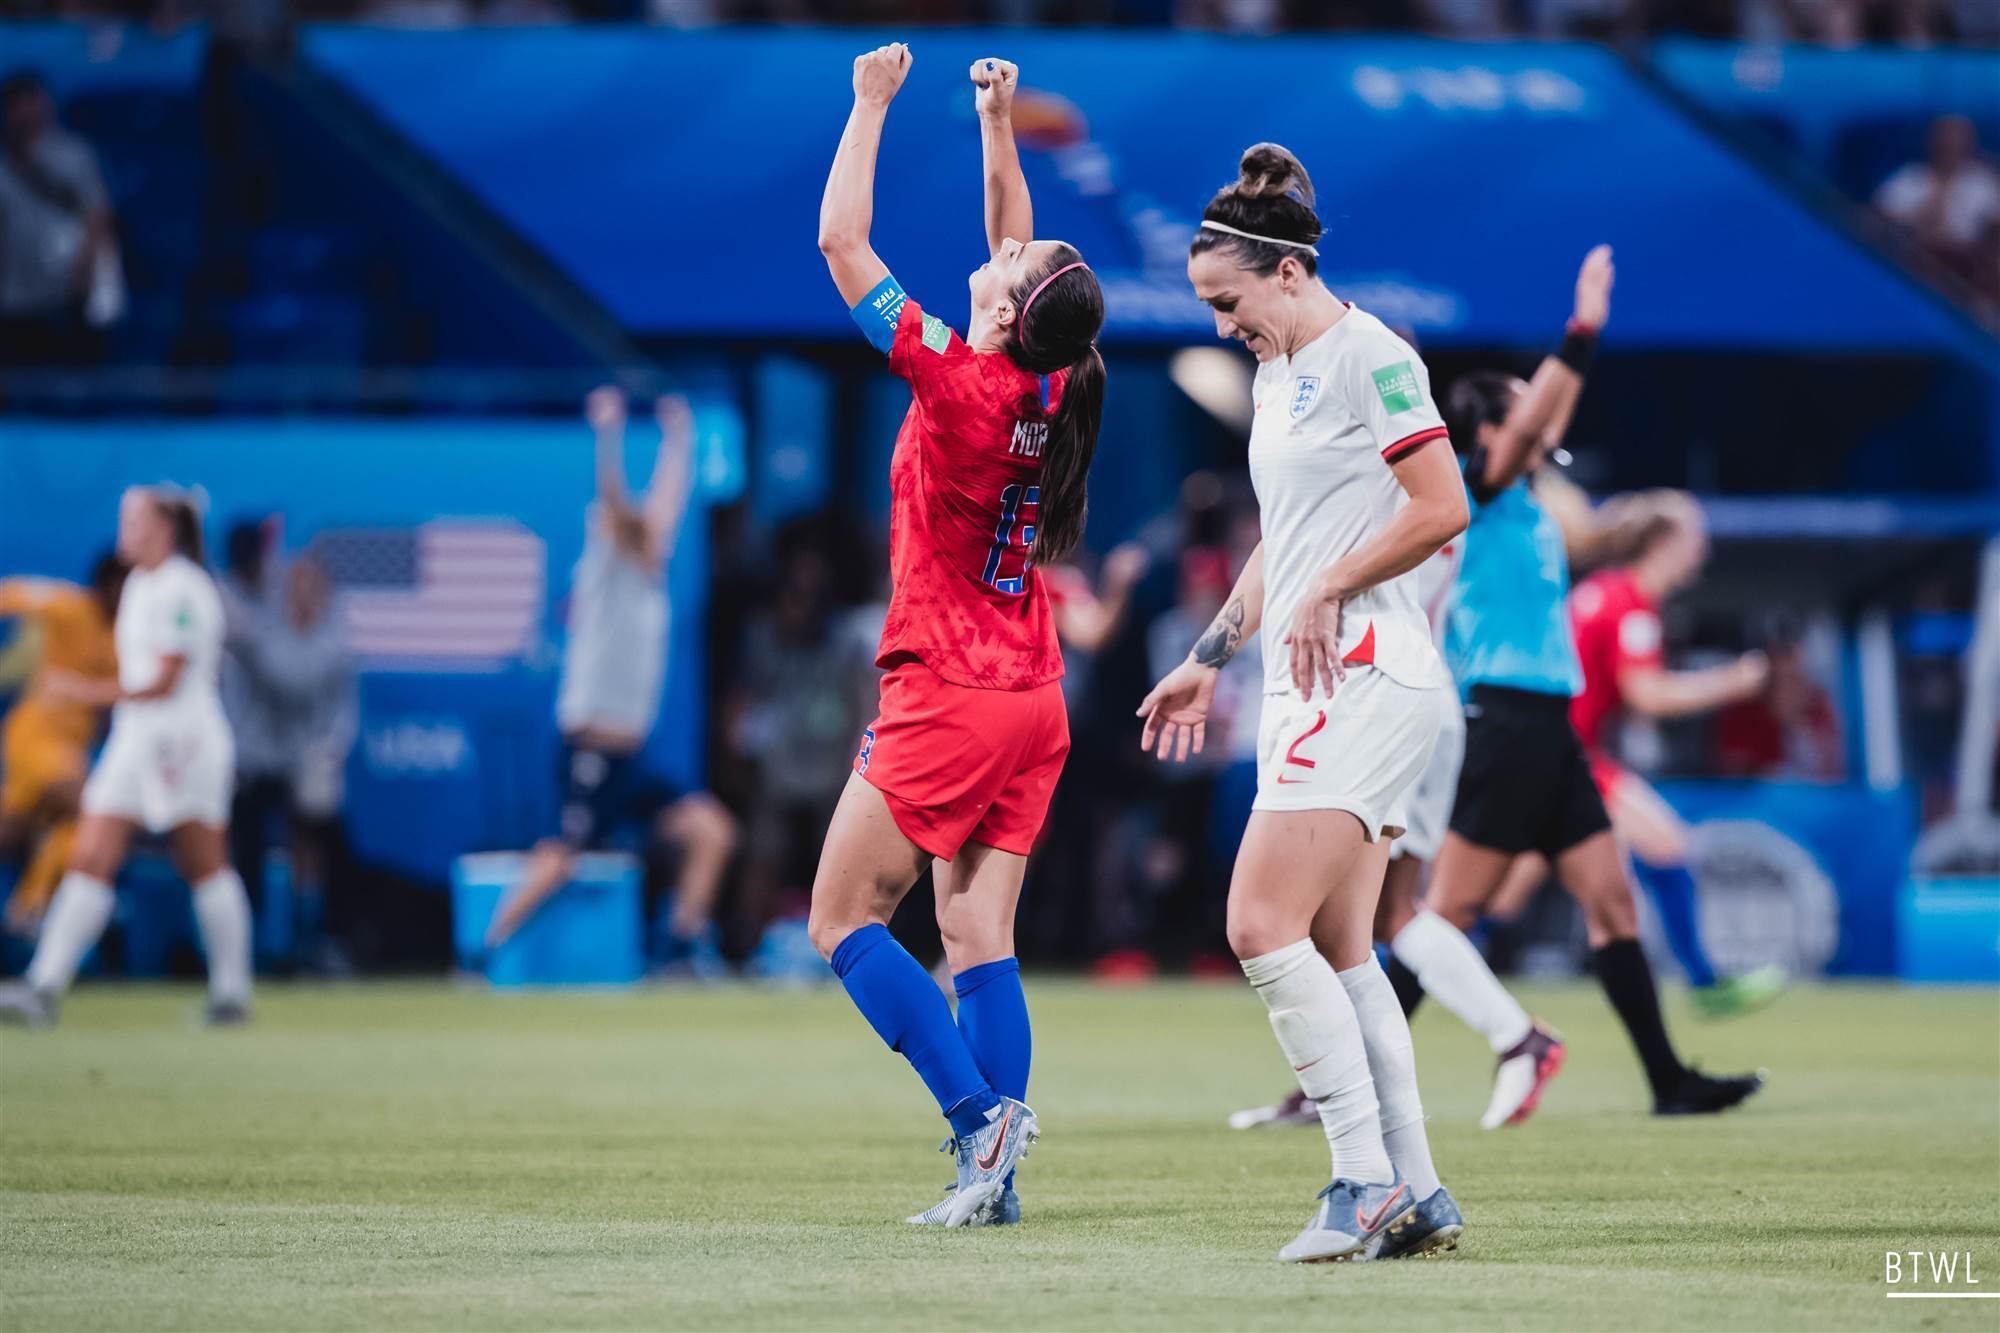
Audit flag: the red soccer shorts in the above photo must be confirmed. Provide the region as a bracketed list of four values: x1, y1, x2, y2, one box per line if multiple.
[854, 657, 1070, 860]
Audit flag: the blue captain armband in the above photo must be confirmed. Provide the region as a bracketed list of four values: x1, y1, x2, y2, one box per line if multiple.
[851, 273, 907, 355]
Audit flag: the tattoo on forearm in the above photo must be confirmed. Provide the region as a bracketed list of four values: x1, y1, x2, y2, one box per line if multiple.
[1192, 597, 1246, 668]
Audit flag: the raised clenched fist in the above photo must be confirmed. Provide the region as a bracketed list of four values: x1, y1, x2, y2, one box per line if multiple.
[853, 43, 912, 109]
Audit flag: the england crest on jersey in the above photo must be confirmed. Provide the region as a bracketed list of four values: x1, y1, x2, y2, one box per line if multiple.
[1290, 376, 1321, 420]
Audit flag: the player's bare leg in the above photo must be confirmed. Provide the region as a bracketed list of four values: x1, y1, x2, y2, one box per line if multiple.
[1610, 773, 1784, 1018]
[652, 793, 737, 978]
[1, 812, 134, 1026]
[1488, 851, 1548, 922]
[486, 839, 575, 952]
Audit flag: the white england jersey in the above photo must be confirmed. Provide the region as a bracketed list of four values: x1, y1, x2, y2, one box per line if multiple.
[1249, 304, 1450, 701]
[113, 553, 226, 728]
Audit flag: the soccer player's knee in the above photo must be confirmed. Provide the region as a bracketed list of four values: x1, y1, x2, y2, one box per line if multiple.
[1226, 909, 1292, 963]
[805, 909, 848, 962]
[1426, 895, 1479, 934]
[667, 794, 737, 854]
[937, 914, 1011, 972]
[1581, 883, 1638, 943]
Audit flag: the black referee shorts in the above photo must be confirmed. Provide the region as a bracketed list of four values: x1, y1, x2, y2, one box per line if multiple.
[1447, 684, 1613, 859]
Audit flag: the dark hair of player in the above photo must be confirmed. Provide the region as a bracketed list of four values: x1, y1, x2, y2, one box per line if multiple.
[90, 550, 127, 614]
[153, 493, 206, 565]
[1445, 371, 1523, 458]
[1000, 242, 1104, 566]
[1188, 143, 1323, 278]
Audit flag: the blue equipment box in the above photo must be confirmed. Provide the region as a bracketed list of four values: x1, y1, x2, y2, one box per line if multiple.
[451, 852, 643, 988]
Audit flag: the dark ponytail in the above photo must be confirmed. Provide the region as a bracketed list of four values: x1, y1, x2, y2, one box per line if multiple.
[1444, 371, 1521, 457]
[1189, 142, 1323, 277]
[1005, 243, 1105, 565]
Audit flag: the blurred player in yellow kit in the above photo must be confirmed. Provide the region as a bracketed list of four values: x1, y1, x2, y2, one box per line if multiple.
[0, 556, 126, 933]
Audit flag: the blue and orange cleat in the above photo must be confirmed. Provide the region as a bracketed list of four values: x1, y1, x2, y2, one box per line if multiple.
[906, 1099, 1037, 1228]
[1277, 1171, 1420, 1263]
[908, 1134, 1022, 1227]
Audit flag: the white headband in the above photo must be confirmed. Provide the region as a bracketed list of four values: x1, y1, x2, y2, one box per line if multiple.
[1199, 219, 1319, 257]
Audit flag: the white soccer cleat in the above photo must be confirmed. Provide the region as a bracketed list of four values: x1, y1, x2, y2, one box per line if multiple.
[1480, 1021, 1567, 1130]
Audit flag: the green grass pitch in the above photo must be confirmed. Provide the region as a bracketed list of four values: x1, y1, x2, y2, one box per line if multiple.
[3, 979, 1996, 1331]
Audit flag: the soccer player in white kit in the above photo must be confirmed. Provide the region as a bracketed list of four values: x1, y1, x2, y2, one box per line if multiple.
[0, 487, 253, 1027]
[1230, 537, 1568, 1134]
[1138, 145, 1468, 1263]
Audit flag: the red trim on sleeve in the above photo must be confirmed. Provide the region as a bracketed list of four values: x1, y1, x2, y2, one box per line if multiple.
[1382, 426, 1449, 462]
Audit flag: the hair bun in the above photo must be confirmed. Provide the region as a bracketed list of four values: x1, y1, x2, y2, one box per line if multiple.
[1237, 143, 1314, 209]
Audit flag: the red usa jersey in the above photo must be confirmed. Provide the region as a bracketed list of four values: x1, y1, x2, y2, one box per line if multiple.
[880, 298, 1067, 691]
[1568, 568, 1664, 754]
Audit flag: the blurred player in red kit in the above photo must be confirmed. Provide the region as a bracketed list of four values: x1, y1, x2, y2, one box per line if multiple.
[1569, 492, 1783, 1018]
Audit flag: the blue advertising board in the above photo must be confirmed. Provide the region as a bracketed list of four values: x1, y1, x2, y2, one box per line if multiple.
[2, 416, 724, 886]
[304, 27, 1992, 360]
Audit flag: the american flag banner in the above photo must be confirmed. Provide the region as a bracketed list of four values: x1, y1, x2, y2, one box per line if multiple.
[307, 521, 546, 667]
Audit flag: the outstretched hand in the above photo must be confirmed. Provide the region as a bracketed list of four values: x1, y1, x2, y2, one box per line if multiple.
[584, 385, 626, 434]
[853, 43, 912, 108]
[654, 393, 692, 448]
[1137, 658, 1218, 763]
[1573, 244, 1615, 331]
[970, 58, 1018, 118]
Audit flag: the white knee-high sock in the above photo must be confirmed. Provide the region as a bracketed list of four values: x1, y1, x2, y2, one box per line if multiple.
[1392, 910, 1532, 1053]
[25, 872, 116, 994]
[1241, 938, 1393, 1185]
[192, 869, 253, 1004]
[1339, 957, 1442, 1200]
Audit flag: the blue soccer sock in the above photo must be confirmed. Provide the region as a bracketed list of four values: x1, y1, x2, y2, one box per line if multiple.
[830, 924, 1000, 1137]
[1631, 858, 1718, 989]
[955, 957, 1031, 1188]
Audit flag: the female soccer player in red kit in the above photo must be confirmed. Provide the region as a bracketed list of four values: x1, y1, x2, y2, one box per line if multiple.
[808, 46, 1105, 1229]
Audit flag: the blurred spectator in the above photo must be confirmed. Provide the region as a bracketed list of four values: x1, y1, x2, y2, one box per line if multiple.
[487, 389, 739, 977]
[224, 548, 360, 974]
[1415, 0, 1515, 37]
[1046, 542, 1149, 706]
[1874, 116, 2000, 303]
[727, 532, 873, 952]
[1713, 638, 1843, 782]
[0, 70, 122, 366]
[1174, 0, 1284, 33]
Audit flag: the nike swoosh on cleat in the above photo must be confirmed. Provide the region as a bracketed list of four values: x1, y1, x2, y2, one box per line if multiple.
[1355, 1183, 1408, 1234]
[975, 1106, 1013, 1172]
